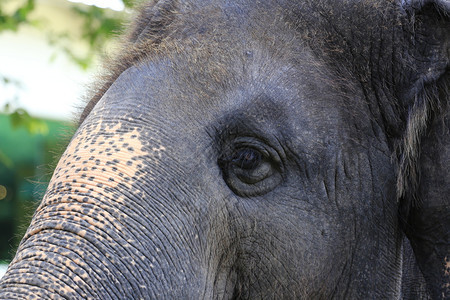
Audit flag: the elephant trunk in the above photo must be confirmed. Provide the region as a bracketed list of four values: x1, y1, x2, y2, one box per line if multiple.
[0, 118, 237, 299]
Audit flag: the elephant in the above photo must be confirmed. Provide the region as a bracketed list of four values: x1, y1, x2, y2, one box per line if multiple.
[0, 0, 449, 298]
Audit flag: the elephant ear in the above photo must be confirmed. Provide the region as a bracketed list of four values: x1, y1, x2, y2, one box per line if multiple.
[399, 0, 450, 298]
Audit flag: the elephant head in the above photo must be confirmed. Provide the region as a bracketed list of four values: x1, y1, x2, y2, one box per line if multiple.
[0, 0, 448, 298]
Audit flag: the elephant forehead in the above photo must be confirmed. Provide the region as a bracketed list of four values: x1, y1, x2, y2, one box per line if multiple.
[42, 120, 165, 209]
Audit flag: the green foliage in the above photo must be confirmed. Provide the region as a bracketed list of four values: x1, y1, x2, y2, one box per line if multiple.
[49, 4, 129, 70]
[0, 0, 133, 114]
[8, 109, 48, 135]
[122, 0, 137, 8]
[0, 115, 74, 260]
[0, 151, 13, 169]
[75, 5, 124, 45]
[0, 0, 133, 163]
[0, 0, 136, 66]
[0, 0, 35, 32]
[0, 75, 48, 137]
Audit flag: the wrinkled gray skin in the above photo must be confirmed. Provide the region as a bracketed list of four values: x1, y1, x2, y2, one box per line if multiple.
[0, 0, 449, 299]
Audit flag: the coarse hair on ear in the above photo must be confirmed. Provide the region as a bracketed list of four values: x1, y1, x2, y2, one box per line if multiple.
[398, 0, 449, 298]
[397, 0, 449, 203]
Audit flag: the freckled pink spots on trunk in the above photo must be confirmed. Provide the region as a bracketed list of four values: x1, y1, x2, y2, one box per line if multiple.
[41, 120, 165, 209]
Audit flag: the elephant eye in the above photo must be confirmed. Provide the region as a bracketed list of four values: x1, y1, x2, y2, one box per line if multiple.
[219, 140, 283, 197]
[231, 148, 262, 170]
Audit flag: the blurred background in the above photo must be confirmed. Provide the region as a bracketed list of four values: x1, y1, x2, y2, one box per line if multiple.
[0, 0, 137, 278]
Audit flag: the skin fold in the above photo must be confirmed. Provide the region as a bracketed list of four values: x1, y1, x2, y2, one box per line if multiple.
[0, 0, 448, 299]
